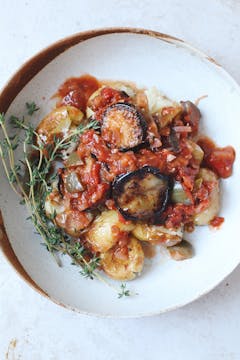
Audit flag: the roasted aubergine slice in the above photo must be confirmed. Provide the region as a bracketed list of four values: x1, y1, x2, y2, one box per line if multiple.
[112, 166, 171, 221]
[101, 103, 147, 151]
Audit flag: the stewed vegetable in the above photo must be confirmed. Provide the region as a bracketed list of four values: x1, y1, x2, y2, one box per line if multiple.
[132, 223, 183, 247]
[100, 236, 144, 280]
[86, 210, 135, 253]
[180, 101, 201, 135]
[4, 74, 233, 293]
[171, 182, 191, 204]
[167, 240, 194, 261]
[102, 103, 147, 151]
[112, 166, 171, 221]
[194, 168, 220, 225]
[36, 105, 84, 144]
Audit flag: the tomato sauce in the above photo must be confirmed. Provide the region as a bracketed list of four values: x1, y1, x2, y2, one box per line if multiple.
[111, 226, 130, 260]
[163, 203, 195, 229]
[57, 74, 99, 112]
[198, 137, 235, 178]
[53, 75, 235, 232]
[93, 87, 130, 121]
[210, 216, 224, 228]
[73, 127, 204, 227]
[70, 182, 109, 211]
[59, 158, 110, 211]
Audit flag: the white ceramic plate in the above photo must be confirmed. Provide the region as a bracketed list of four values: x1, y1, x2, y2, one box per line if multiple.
[0, 28, 239, 317]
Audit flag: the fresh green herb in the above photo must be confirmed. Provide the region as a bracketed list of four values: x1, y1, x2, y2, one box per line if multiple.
[118, 283, 130, 298]
[80, 255, 100, 280]
[19, 198, 26, 205]
[0, 102, 130, 298]
[9, 164, 21, 183]
[10, 115, 24, 128]
[0, 113, 5, 125]
[26, 102, 39, 116]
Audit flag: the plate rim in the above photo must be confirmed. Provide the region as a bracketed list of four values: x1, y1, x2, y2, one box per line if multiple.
[0, 27, 239, 318]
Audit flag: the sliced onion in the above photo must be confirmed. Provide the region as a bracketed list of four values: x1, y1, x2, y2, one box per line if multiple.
[187, 140, 204, 164]
[65, 172, 84, 193]
[65, 152, 84, 167]
[171, 182, 191, 205]
[168, 240, 194, 261]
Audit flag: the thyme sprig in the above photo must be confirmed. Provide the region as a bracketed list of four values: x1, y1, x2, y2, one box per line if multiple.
[118, 283, 130, 298]
[26, 102, 40, 115]
[0, 104, 131, 298]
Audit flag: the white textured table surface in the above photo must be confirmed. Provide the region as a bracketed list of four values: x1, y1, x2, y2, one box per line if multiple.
[0, 1, 240, 359]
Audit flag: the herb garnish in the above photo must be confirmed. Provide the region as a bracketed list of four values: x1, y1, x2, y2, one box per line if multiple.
[0, 103, 131, 298]
[118, 283, 130, 298]
[26, 102, 40, 116]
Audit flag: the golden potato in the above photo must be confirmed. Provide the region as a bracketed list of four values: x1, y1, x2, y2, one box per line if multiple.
[86, 210, 135, 253]
[86, 87, 103, 119]
[45, 191, 93, 236]
[101, 236, 144, 281]
[45, 191, 66, 217]
[55, 210, 93, 237]
[132, 223, 183, 247]
[194, 168, 220, 226]
[37, 106, 84, 143]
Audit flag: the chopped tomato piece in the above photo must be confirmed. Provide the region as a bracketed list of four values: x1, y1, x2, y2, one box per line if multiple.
[163, 204, 195, 228]
[78, 130, 109, 162]
[210, 216, 224, 228]
[198, 137, 235, 178]
[205, 146, 235, 178]
[57, 74, 99, 111]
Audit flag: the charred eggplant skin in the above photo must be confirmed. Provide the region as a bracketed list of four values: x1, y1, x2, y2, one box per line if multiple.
[180, 101, 201, 136]
[112, 166, 171, 221]
[102, 103, 147, 151]
[57, 173, 64, 198]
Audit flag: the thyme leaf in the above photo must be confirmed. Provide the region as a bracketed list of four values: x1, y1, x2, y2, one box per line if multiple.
[118, 284, 130, 298]
[0, 113, 5, 125]
[26, 102, 39, 116]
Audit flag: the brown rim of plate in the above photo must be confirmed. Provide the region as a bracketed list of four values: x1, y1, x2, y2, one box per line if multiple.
[0, 27, 222, 316]
[0, 27, 183, 113]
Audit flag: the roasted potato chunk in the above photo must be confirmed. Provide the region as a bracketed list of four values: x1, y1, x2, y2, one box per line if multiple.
[85, 210, 135, 253]
[194, 168, 220, 225]
[101, 236, 144, 280]
[55, 210, 93, 237]
[37, 106, 84, 143]
[45, 191, 66, 217]
[45, 191, 93, 236]
[132, 223, 183, 247]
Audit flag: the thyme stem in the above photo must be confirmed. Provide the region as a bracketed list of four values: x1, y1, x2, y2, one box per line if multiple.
[0, 107, 131, 298]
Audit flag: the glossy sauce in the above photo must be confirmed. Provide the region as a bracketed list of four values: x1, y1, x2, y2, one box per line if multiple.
[57, 74, 99, 111]
[197, 137, 235, 178]
[90, 87, 129, 121]
[111, 226, 130, 260]
[75, 128, 207, 228]
[53, 76, 236, 234]
[210, 216, 224, 228]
